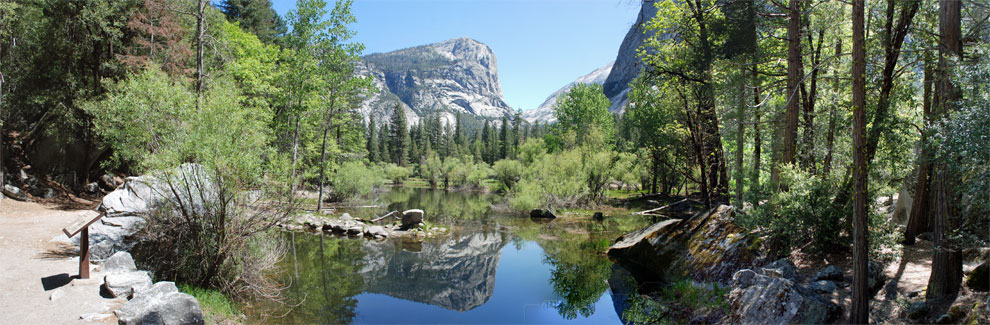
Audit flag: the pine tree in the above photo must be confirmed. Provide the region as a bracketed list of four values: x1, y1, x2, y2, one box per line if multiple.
[500, 115, 510, 160]
[389, 104, 408, 166]
[218, 0, 286, 44]
[511, 111, 522, 158]
[367, 116, 379, 162]
[481, 121, 492, 163]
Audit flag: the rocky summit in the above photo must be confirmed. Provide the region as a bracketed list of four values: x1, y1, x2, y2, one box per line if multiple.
[358, 37, 514, 125]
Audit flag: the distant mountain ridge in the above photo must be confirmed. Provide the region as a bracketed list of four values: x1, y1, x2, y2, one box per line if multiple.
[357, 37, 514, 126]
[521, 62, 614, 123]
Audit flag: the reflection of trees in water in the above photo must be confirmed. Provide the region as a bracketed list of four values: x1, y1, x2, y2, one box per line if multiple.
[537, 221, 618, 320]
[379, 188, 495, 224]
[278, 233, 366, 324]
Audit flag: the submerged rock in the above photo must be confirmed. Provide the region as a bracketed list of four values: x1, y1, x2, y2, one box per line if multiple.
[607, 205, 766, 283]
[529, 209, 556, 219]
[727, 269, 841, 324]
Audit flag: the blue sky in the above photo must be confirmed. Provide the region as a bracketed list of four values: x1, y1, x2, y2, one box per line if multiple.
[269, 0, 642, 110]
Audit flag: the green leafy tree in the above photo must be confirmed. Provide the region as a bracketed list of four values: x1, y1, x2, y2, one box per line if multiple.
[550, 83, 614, 150]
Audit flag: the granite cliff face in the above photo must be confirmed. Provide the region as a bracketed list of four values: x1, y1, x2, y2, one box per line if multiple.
[358, 37, 514, 125]
[521, 62, 614, 123]
[601, 0, 659, 113]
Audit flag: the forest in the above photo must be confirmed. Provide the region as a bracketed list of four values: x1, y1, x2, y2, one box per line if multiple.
[0, 0, 987, 323]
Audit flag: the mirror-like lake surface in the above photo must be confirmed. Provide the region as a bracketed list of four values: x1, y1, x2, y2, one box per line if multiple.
[248, 188, 654, 324]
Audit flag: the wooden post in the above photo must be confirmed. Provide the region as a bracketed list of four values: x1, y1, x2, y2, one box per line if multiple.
[79, 227, 90, 279]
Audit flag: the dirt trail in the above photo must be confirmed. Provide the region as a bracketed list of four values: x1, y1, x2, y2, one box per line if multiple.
[0, 199, 122, 324]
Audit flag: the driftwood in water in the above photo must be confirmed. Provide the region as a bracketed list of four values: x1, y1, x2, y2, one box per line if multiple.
[370, 210, 399, 223]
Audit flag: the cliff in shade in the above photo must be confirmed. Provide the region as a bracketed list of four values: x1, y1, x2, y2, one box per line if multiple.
[601, 0, 659, 113]
[522, 0, 658, 123]
[358, 37, 515, 126]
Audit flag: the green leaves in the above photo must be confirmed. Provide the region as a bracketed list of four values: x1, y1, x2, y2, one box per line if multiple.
[550, 83, 614, 150]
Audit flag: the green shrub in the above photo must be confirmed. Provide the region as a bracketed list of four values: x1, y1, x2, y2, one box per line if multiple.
[384, 163, 411, 185]
[178, 283, 241, 323]
[418, 152, 442, 188]
[492, 159, 524, 190]
[326, 161, 384, 201]
[741, 165, 846, 255]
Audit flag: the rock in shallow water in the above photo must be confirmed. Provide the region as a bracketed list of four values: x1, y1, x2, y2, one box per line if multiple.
[401, 209, 424, 228]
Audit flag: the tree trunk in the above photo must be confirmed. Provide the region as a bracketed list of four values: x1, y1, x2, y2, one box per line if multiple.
[801, 29, 823, 175]
[317, 127, 329, 212]
[781, 0, 802, 177]
[751, 56, 761, 193]
[290, 116, 300, 201]
[927, 0, 963, 301]
[196, 0, 205, 111]
[904, 60, 933, 245]
[850, 0, 869, 322]
[822, 39, 840, 178]
[735, 67, 746, 207]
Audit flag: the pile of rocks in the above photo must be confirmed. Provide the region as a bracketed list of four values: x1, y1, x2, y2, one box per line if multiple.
[727, 259, 843, 324]
[279, 209, 446, 240]
[101, 252, 204, 325]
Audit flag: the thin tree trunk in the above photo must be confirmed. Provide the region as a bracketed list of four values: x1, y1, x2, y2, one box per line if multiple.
[317, 127, 329, 212]
[801, 29, 824, 175]
[850, 0, 869, 322]
[904, 60, 933, 245]
[195, 0, 205, 111]
[290, 116, 300, 200]
[751, 57, 761, 193]
[822, 39, 841, 178]
[927, 0, 963, 301]
[735, 68, 746, 207]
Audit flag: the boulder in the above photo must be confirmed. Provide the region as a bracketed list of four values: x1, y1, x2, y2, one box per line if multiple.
[810, 280, 837, 294]
[608, 205, 766, 283]
[813, 265, 844, 282]
[966, 262, 989, 292]
[761, 258, 798, 280]
[99, 163, 216, 218]
[38, 187, 56, 199]
[346, 225, 364, 236]
[116, 281, 204, 325]
[727, 269, 841, 324]
[401, 209, 424, 228]
[868, 260, 887, 295]
[907, 301, 928, 320]
[366, 226, 388, 238]
[99, 174, 118, 191]
[84, 182, 100, 193]
[104, 270, 153, 298]
[103, 251, 137, 273]
[2, 184, 27, 201]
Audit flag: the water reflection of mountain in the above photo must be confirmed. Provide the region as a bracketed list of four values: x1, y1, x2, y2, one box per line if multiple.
[358, 232, 507, 311]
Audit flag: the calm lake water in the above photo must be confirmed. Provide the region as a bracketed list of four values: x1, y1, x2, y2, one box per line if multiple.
[247, 188, 655, 324]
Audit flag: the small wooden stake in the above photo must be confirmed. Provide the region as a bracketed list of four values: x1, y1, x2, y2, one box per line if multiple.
[79, 227, 89, 279]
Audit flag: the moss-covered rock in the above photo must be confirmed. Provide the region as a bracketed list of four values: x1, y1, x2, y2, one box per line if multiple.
[607, 205, 767, 284]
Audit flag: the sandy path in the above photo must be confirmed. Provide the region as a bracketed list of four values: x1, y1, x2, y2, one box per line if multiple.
[0, 199, 122, 324]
